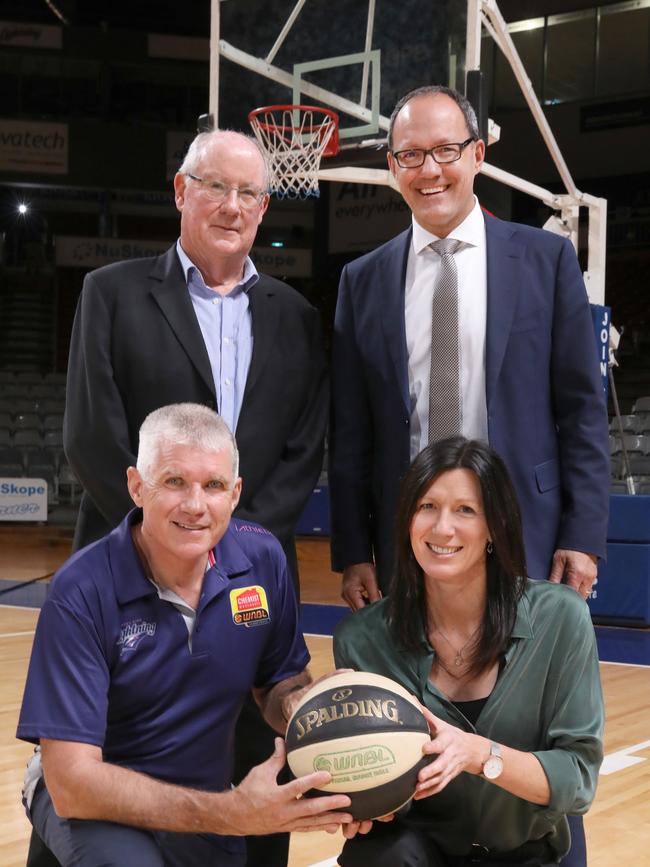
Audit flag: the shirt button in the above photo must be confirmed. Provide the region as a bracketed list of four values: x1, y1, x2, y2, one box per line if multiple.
[224, 337, 230, 345]
[212, 297, 220, 305]
[225, 378, 232, 387]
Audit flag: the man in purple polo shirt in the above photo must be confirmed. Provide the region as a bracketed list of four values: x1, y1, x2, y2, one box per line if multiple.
[17, 403, 352, 867]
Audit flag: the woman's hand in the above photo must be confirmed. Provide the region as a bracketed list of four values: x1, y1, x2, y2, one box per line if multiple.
[413, 707, 486, 799]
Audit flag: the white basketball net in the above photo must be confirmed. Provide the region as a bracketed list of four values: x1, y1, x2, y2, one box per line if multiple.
[250, 107, 337, 199]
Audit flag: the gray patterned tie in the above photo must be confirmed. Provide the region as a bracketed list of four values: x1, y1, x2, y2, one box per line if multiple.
[428, 238, 463, 443]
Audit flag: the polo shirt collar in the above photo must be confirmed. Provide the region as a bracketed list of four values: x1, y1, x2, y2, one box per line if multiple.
[108, 511, 254, 606]
[108, 510, 157, 605]
[209, 520, 254, 580]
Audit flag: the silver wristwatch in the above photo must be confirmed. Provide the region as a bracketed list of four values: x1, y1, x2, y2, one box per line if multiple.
[482, 741, 503, 780]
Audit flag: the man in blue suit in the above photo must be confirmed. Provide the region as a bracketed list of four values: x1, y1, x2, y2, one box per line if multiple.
[329, 84, 609, 866]
[330, 84, 609, 604]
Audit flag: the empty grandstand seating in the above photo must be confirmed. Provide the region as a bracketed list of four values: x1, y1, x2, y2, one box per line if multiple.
[0, 370, 79, 507]
[610, 398, 650, 491]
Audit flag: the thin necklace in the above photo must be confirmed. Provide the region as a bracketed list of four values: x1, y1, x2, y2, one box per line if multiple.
[433, 653, 466, 680]
[433, 624, 480, 667]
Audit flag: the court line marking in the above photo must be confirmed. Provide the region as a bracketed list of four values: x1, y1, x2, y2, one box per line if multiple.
[600, 738, 650, 775]
[308, 859, 338, 867]
[0, 630, 36, 639]
[0, 602, 43, 611]
[599, 659, 650, 669]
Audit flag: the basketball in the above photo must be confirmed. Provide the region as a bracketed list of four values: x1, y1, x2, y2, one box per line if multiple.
[285, 671, 433, 820]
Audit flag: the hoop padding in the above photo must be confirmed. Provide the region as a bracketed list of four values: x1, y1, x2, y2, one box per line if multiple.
[249, 105, 339, 200]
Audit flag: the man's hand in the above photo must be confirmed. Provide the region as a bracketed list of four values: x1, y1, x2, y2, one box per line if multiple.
[342, 814, 393, 839]
[229, 738, 353, 835]
[548, 549, 598, 598]
[278, 670, 353, 729]
[41, 737, 353, 837]
[341, 563, 381, 611]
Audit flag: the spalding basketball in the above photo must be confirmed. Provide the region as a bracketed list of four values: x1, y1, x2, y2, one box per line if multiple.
[285, 671, 432, 820]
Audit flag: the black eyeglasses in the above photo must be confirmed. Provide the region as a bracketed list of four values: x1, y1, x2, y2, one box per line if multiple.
[391, 138, 476, 169]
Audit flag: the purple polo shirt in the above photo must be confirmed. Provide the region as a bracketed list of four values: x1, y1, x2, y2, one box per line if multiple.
[17, 510, 308, 794]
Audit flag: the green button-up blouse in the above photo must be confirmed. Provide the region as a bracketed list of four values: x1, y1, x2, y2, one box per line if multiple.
[333, 579, 604, 861]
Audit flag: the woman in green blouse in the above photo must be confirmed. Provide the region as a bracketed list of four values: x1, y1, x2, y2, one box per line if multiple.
[335, 437, 603, 867]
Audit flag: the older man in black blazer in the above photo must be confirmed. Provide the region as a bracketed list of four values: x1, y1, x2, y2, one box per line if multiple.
[65, 131, 326, 585]
[52, 130, 326, 867]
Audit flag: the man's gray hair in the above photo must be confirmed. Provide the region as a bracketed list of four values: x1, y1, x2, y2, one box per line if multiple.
[388, 85, 480, 151]
[137, 403, 239, 482]
[178, 129, 270, 191]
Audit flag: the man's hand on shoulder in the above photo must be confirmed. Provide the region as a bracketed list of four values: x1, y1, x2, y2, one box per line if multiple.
[341, 563, 382, 611]
[227, 738, 352, 835]
[548, 549, 598, 598]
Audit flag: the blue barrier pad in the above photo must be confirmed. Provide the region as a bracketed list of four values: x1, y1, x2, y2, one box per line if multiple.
[589, 542, 650, 626]
[296, 485, 330, 536]
[595, 625, 650, 665]
[608, 494, 650, 543]
[300, 602, 350, 636]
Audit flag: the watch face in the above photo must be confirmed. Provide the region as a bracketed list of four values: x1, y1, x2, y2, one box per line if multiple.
[483, 755, 503, 780]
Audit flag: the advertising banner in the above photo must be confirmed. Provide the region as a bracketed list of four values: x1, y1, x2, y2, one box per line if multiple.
[0, 21, 62, 49]
[0, 478, 48, 522]
[0, 119, 68, 174]
[329, 182, 410, 253]
[55, 236, 170, 268]
[250, 246, 312, 278]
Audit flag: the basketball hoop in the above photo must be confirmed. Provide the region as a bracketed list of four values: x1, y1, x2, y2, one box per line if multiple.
[248, 104, 339, 200]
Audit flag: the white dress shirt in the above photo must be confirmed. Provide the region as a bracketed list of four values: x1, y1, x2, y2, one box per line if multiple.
[404, 197, 488, 459]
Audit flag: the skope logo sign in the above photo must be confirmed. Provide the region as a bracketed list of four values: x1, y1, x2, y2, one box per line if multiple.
[0, 478, 48, 522]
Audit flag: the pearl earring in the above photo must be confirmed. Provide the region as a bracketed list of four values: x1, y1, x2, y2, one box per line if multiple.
[486, 541, 493, 554]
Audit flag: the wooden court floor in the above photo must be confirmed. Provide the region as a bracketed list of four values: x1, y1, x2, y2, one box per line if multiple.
[1, 528, 649, 866]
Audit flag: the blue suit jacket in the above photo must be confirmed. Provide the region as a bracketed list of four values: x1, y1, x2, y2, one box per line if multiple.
[329, 213, 610, 588]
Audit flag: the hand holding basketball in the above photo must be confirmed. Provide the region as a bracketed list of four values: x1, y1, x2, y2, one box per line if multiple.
[414, 707, 485, 799]
[281, 669, 353, 725]
[230, 738, 353, 835]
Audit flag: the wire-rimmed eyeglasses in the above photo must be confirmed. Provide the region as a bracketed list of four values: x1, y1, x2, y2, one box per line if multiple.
[186, 173, 267, 209]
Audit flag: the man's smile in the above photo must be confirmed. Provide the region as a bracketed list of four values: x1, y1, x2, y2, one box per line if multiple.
[173, 521, 209, 531]
[417, 184, 449, 196]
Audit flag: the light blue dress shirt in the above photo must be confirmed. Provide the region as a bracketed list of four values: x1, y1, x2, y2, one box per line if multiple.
[176, 240, 258, 434]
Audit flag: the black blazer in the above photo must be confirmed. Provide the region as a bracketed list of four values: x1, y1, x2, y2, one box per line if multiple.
[64, 245, 327, 561]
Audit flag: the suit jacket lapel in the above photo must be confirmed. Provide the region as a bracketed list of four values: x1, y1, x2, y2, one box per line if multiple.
[484, 215, 523, 407]
[148, 246, 216, 398]
[243, 276, 280, 402]
[381, 229, 412, 414]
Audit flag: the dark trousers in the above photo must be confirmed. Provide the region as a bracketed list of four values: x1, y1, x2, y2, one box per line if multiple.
[339, 822, 560, 867]
[28, 782, 245, 867]
[563, 816, 587, 867]
[231, 694, 291, 867]
[230, 536, 298, 867]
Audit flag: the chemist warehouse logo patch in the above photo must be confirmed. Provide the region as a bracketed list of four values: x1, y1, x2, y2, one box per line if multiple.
[118, 619, 157, 655]
[230, 585, 270, 628]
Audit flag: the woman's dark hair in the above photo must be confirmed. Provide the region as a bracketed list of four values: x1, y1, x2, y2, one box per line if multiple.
[387, 437, 527, 675]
